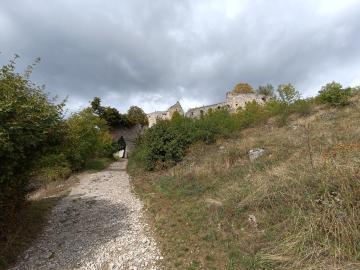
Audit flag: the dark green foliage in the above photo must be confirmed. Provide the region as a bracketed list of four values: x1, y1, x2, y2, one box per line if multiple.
[127, 106, 148, 126]
[91, 97, 134, 128]
[317, 82, 352, 106]
[0, 57, 64, 225]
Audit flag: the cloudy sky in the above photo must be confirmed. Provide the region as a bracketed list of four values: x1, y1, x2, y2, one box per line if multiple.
[1, 0, 360, 113]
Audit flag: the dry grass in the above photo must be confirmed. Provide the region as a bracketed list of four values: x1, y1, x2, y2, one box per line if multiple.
[130, 96, 360, 269]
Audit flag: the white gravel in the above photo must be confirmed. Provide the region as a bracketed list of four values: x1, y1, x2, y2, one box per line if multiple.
[12, 160, 162, 270]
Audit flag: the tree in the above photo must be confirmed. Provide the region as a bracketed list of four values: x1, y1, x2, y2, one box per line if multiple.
[277, 84, 301, 104]
[257, 84, 275, 97]
[127, 106, 148, 126]
[91, 97, 104, 115]
[317, 82, 351, 106]
[232, 83, 255, 94]
[90, 97, 130, 128]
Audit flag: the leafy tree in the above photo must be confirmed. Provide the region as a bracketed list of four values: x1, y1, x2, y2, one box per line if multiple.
[91, 96, 104, 115]
[0, 56, 64, 220]
[64, 108, 114, 169]
[232, 83, 255, 94]
[317, 82, 352, 106]
[277, 83, 301, 104]
[257, 84, 275, 97]
[127, 106, 148, 126]
[90, 97, 130, 128]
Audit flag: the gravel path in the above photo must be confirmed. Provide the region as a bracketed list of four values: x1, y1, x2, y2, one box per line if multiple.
[12, 161, 162, 270]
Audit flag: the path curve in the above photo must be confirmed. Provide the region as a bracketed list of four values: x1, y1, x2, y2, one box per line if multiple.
[12, 161, 161, 270]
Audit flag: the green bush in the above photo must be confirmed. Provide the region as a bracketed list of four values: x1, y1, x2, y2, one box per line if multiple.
[0, 57, 64, 223]
[317, 82, 352, 106]
[292, 99, 314, 116]
[34, 153, 72, 182]
[64, 108, 115, 170]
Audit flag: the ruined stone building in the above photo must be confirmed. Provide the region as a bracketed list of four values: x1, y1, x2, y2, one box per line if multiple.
[186, 92, 269, 118]
[147, 101, 184, 127]
[147, 92, 270, 126]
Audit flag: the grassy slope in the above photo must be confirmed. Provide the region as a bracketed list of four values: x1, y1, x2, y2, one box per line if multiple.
[130, 97, 360, 270]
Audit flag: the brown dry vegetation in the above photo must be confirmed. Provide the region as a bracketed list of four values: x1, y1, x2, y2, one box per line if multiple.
[130, 96, 360, 269]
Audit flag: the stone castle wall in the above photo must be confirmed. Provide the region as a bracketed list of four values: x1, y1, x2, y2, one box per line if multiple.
[185, 102, 227, 118]
[147, 92, 270, 125]
[147, 101, 184, 127]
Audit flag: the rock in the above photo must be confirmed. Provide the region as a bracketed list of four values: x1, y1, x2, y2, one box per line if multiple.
[204, 198, 223, 207]
[248, 214, 258, 228]
[248, 148, 265, 160]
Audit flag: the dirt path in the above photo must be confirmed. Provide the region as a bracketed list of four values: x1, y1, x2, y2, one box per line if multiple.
[12, 161, 161, 270]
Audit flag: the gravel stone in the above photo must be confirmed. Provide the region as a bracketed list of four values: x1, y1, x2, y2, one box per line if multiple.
[12, 161, 161, 270]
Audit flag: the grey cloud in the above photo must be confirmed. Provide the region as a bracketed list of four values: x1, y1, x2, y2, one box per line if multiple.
[1, 0, 360, 113]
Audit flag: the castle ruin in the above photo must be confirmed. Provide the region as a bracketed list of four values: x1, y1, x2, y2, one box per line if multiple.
[147, 101, 184, 127]
[147, 92, 270, 127]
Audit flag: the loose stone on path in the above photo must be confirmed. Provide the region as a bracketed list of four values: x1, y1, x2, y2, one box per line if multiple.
[12, 161, 161, 270]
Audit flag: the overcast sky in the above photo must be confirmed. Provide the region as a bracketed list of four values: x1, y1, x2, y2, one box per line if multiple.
[1, 0, 360, 113]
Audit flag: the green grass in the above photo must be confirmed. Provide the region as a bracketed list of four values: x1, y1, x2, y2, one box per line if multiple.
[84, 157, 113, 171]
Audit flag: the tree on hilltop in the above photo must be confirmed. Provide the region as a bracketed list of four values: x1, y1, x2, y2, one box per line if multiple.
[232, 83, 255, 94]
[257, 84, 275, 97]
[277, 83, 301, 104]
[127, 106, 148, 127]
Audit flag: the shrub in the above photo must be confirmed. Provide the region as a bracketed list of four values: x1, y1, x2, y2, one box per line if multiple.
[291, 99, 313, 116]
[257, 84, 275, 97]
[317, 82, 352, 106]
[0, 57, 64, 225]
[34, 153, 72, 182]
[237, 101, 268, 128]
[64, 108, 114, 170]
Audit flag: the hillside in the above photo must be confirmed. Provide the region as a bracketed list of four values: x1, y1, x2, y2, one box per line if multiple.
[129, 94, 360, 269]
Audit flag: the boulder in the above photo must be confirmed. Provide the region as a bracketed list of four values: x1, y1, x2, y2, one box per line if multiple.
[248, 148, 265, 161]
